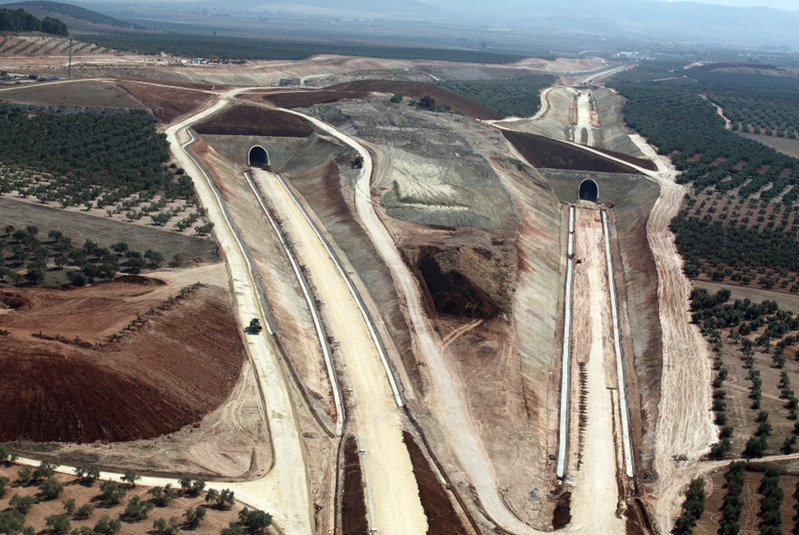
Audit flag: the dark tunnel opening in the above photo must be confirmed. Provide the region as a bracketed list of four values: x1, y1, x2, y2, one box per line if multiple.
[248, 145, 269, 167]
[578, 178, 598, 202]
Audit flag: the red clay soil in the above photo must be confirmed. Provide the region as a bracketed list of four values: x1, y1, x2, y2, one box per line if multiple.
[502, 130, 649, 173]
[256, 89, 369, 109]
[0, 279, 245, 443]
[402, 431, 468, 535]
[341, 436, 368, 535]
[115, 80, 211, 122]
[194, 104, 313, 137]
[329, 80, 504, 120]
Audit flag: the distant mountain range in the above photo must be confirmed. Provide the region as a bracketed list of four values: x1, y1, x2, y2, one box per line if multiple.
[0, 0, 144, 31]
[2, 0, 799, 50]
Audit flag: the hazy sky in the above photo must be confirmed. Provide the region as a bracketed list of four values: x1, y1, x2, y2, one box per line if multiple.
[668, 0, 799, 10]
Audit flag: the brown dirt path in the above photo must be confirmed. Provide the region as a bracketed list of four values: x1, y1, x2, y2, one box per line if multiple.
[628, 134, 717, 534]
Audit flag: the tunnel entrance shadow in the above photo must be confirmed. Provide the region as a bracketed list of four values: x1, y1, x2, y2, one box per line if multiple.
[578, 178, 599, 202]
[248, 145, 269, 167]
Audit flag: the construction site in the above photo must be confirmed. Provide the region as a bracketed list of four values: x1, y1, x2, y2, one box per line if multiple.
[0, 38, 719, 535]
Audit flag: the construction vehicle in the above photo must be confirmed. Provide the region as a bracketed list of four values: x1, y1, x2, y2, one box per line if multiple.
[246, 317, 263, 334]
[351, 155, 363, 169]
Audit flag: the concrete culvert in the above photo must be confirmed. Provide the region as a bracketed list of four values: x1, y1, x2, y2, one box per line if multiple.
[248, 145, 269, 167]
[578, 178, 599, 202]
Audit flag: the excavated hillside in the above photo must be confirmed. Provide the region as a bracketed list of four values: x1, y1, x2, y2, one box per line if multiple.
[297, 95, 565, 526]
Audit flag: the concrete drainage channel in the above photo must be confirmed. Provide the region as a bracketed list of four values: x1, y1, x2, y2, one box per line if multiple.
[557, 205, 636, 481]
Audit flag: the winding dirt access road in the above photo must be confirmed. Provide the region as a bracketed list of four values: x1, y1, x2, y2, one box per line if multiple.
[251, 168, 427, 535]
[165, 91, 314, 535]
[629, 133, 716, 534]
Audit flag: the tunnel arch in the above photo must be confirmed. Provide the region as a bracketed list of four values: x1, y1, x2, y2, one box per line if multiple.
[578, 178, 599, 202]
[248, 145, 269, 167]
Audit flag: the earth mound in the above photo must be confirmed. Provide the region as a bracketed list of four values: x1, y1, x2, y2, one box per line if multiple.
[0, 280, 245, 443]
[329, 80, 504, 120]
[194, 104, 313, 137]
[257, 89, 369, 109]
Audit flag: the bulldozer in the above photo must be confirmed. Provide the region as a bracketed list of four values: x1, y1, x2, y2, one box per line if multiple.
[246, 317, 263, 334]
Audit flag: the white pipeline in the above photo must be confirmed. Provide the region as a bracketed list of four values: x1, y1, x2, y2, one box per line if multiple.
[601, 209, 635, 478]
[556, 205, 576, 479]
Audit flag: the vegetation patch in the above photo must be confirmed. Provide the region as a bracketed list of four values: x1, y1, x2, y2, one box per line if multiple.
[435, 75, 555, 117]
[0, 224, 166, 286]
[78, 33, 527, 64]
[671, 208, 799, 292]
[690, 287, 799, 459]
[0, 455, 275, 534]
[0, 7, 67, 36]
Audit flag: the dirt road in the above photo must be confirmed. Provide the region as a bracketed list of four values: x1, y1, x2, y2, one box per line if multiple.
[574, 91, 594, 146]
[627, 133, 716, 534]
[165, 93, 314, 535]
[252, 169, 428, 535]
[567, 208, 626, 533]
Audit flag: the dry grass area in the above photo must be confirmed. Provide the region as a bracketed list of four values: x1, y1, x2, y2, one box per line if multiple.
[0, 80, 147, 110]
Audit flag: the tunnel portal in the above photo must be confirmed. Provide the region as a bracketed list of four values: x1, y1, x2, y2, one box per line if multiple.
[578, 178, 599, 202]
[248, 145, 269, 167]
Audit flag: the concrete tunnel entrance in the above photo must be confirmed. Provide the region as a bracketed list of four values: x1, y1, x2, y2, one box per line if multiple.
[248, 145, 269, 167]
[578, 178, 599, 202]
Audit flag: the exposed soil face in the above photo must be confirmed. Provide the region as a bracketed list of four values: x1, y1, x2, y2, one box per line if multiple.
[503, 130, 650, 173]
[0, 279, 245, 443]
[327, 80, 504, 120]
[115, 79, 211, 121]
[194, 104, 313, 137]
[402, 431, 470, 535]
[340, 437, 367, 535]
[415, 246, 501, 319]
[248, 89, 369, 109]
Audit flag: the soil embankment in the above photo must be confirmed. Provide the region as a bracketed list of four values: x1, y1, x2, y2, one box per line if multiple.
[0, 279, 245, 443]
[403, 431, 470, 535]
[502, 130, 653, 173]
[328, 80, 504, 120]
[341, 437, 368, 535]
[194, 104, 313, 137]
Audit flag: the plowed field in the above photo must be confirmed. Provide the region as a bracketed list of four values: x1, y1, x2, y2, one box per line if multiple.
[0, 277, 245, 443]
